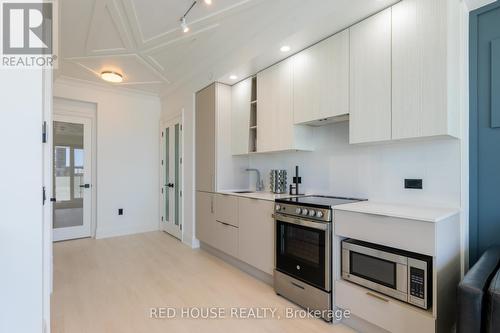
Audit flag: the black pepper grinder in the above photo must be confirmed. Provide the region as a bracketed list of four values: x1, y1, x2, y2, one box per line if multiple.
[289, 165, 301, 195]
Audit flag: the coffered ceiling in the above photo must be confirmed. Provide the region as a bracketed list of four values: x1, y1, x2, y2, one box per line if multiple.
[58, 0, 398, 95]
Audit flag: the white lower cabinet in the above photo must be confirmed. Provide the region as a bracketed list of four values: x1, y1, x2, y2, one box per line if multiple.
[237, 197, 274, 275]
[215, 194, 238, 227]
[196, 193, 275, 275]
[336, 280, 435, 333]
[196, 191, 238, 258]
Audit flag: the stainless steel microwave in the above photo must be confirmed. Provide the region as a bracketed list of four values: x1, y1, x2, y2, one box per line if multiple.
[341, 239, 432, 309]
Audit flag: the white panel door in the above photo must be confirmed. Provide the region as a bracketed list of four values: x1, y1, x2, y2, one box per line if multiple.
[392, 0, 448, 139]
[161, 117, 183, 239]
[53, 115, 92, 241]
[349, 8, 392, 144]
[293, 29, 349, 124]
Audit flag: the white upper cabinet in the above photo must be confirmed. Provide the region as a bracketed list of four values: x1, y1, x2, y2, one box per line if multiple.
[349, 8, 392, 144]
[392, 0, 459, 140]
[257, 58, 313, 152]
[231, 78, 251, 155]
[293, 29, 350, 125]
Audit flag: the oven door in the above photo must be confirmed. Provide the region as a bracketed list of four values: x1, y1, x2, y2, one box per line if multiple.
[275, 213, 331, 291]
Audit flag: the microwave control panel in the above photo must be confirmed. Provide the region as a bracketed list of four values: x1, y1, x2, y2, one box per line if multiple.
[410, 267, 425, 299]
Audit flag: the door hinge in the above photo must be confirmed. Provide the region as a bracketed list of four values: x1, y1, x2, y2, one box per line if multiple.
[161, 160, 163, 166]
[42, 121, 47, 143]
[161, 188, 163, 194]
[180, 224, 182, 230]
[161, 131, 164, 137]
[180, 125, 183, 131]
[42, 186, 46, 205]
[180, 190, 182, 197]
[180, 157, 182, 164]
[161, 216, 164, 221]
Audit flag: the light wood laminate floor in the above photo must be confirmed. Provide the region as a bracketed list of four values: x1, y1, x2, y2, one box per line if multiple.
[51, 231, 354, 333]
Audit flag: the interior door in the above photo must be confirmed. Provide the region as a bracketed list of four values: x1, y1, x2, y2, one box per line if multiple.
[161, 118, 182, 239]
[52, 115, 92, 241]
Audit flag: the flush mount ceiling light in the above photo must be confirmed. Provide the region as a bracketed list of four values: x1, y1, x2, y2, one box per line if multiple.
[229, 75, 238, 80]
[101, 71, 123, 83]
[204, 0, 212, 4]
[280, 45, 291, 52]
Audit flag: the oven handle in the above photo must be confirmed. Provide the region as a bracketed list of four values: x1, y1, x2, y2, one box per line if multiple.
[273, 213, 329, 231]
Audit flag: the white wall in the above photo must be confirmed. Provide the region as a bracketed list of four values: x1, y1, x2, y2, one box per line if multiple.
[54, 78, 161, 239]
[0, 68, 46, 332]
[249, 122, 461, 207]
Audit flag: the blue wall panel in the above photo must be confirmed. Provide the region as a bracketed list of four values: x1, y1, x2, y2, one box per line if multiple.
[492, 38, 500, 128]
[469, 1, 500, 265]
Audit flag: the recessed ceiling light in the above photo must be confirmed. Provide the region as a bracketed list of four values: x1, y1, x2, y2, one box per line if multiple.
[101, 71, 123, 83]
[229, 75, 238, 80]
[280, 45, 291, 52]
[204, 0, 212, 4]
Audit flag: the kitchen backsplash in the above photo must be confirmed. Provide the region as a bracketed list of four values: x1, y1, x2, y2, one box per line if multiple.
[247, 121, 461, 207]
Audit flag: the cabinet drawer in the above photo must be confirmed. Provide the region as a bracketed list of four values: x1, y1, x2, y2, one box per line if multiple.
[334, 210, 435, 256]
[215, 194, 239, 227]
[212, 220, 238, 258]
[335, 280, 435, 333]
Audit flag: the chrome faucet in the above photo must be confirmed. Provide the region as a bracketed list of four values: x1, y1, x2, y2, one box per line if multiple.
[246, 168, 264, 192]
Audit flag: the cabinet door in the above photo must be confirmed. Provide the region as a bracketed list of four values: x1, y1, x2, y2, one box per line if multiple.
[293, 29, 349, 124]
[215, 194, 238, 227]
[231, 78, 251, 155]
[238, 198, 274, 275]
[349, 8, 392, 144]
[195, 191, 215, 245]
[195, 84, 216, 191]
[392, 0, 449, 139]
[257, 59, 294, 152]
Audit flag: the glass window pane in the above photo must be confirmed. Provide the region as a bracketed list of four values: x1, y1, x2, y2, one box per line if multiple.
[164, 128, 169, 220]
[174, 124, 180, 226]
[53, 121, 84, 229]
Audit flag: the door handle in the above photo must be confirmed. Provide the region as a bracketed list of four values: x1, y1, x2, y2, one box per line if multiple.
[167, 183, 174, 188]
[79, 184, 90, 189]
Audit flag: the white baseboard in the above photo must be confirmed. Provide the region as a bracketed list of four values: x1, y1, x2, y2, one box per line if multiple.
[96, 225, 159, 239]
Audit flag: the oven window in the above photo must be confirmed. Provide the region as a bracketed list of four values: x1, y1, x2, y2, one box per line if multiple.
[285, 226, 320, 266]
[276, 221, 327, 290]
[350, 252, 396, 289]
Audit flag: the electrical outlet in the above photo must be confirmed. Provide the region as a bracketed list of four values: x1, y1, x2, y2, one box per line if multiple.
[118, 208, 123, 215]
[405, 179, 423, 189]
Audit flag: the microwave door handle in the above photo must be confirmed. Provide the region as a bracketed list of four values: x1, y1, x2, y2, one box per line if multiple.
[366, 292, 389, 303]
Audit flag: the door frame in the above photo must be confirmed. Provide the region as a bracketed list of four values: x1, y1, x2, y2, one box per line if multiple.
[53, 98, 97, 239]
[159, 113, 184, 240]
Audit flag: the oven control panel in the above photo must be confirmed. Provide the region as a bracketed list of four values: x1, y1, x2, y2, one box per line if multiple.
[274, 203, 331, 222]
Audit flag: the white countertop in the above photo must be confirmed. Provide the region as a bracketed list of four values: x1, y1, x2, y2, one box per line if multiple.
[217, 190, 299, 202]
[334, 201, 460, 223]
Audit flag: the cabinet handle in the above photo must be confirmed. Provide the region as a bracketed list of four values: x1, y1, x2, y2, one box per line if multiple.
[210, 196, 214, 214]
[366, 292, 389, 303]
[217, 220, 232, 227]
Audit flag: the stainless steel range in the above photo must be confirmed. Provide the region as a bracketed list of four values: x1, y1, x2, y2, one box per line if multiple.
[273, 196, 364, 321]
